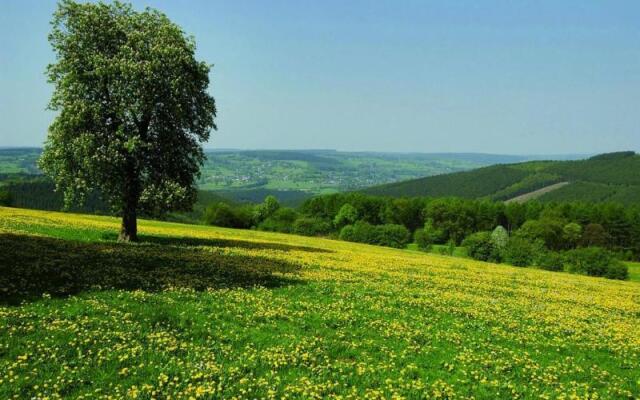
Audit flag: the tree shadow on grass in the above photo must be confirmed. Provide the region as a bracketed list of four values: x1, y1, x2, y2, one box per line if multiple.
[0, 233, 304, 304]
[99, 232, 334, 254]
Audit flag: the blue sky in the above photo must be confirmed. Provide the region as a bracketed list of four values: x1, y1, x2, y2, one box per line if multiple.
[1, 0, 638, 154]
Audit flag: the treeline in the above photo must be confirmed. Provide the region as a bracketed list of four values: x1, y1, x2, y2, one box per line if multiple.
[204, 193, 639, 279]
[0, 177, 107, 213]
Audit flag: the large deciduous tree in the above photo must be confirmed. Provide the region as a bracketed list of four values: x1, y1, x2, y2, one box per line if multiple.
[39, 0, 216, 241]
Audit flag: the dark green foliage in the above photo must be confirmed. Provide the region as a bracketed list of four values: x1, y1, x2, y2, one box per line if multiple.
[463, 232, 501, 262]
[0, 233, 300, 302]
[562, 222, 582, 248]
[333, 203, 359, 228]
[580, 223, 610, 247]
[502, 238, 545, 267]
[203, 202, 253, 229]
[253, 195, 281, 224]
[3, 177, 107, 213]
[537, 252, 565, 272]
[365, 164, 530, 198]
[293, 217, 333, 237]
[514, 219, 564, 250]
[257, 208, 299, 233]
[564, 247, 628, 280]
[381, 197, 426, 232]
[363, 151, 640, 205]
[339, 222, 410, 248]
[539, 181, 640, 204]
[39, 0, 216, 241]
[414, 221, 444, 251]
[375, 224, 411, 248]
[0, 189, 12, 206]
[422, 198, 482, 244]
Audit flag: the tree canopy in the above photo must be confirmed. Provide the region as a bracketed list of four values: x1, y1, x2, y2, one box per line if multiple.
[39, 0, 216, 241]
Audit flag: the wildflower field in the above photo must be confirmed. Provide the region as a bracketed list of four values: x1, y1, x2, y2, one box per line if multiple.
[1, 207, 639, 399]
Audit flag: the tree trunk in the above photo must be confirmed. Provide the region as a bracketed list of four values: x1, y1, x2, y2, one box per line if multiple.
[119, 159, 140, 242]
[119, 202, 138, 242]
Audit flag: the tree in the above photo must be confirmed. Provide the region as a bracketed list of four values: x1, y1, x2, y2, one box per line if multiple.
[463, 232, 500, 262]
[490, 225, 509, 251]
[253, 196, 281, 224]
[333, 203, 358, 228]
[580, 223, 609, 247]
[561, 222, 582, 249]
[38, 1, 216, 241]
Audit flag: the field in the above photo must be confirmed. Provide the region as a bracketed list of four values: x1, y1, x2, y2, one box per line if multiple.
[1, 207, 640, 399]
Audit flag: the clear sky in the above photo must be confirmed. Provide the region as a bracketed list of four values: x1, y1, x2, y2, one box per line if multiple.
[1, 0, 638, 154]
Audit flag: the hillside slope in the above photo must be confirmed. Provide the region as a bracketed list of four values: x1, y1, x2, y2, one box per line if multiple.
[1, 206, 639, 398]
[363, 151, 640, 204]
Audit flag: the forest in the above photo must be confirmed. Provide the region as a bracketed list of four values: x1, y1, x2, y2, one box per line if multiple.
[201, 192, 640, 279]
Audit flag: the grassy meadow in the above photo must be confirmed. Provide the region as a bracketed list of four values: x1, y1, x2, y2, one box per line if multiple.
[1, 206, 639, 399]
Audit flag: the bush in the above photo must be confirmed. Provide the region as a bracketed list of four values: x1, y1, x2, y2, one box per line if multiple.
[375, 224, 411, 248]
[414, 229, 432, 251]
[537, 251, 565, 272]
[257, 207, 298, 233]
[339, 221, 410, 249]
[0, 189, 12, 206]
[203, 202, 252, 229]
[564, 247, 628, 280]
[414, 220, 444, 250]
[293, 217, 333, 236]
[501, 237, 545, 267]
[463, 231, 500, 262]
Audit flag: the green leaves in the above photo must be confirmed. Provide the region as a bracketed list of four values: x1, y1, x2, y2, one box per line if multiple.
[40, 0, 216, 224]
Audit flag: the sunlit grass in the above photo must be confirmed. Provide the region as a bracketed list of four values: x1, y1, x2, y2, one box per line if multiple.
[1, 206, 639, 399]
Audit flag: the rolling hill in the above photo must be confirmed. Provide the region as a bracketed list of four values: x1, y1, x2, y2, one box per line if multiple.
[1, 206, 639, 398]
[0, 148, 583, 208]
[363, 151, 640, 204]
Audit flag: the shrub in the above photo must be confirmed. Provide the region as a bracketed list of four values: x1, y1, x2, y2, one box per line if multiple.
[257, 207, 299, 233]
[203, 202, 252, 229]
[604, 262, 629, 280]
[0, 189, 12, 206]
[293, 217, 333, 236]
[375, 224, 411, 248]
[537, 251, 565, 272]
[339, 221, 410, 249]
[414, 229, 432, 251]
[564, 247, 628, 280]
[340, 221, 375, 244]
[463, 231, 500, 262]
[414, 220, 444, 250]
[501, 237, 545, 267]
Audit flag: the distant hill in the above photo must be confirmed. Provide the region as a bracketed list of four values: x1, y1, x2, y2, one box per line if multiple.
[0, 147, 583, 205]
[362, 151, 640, 204]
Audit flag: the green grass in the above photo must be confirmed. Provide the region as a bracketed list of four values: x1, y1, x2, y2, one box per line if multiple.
[1, 207, 639, 399]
